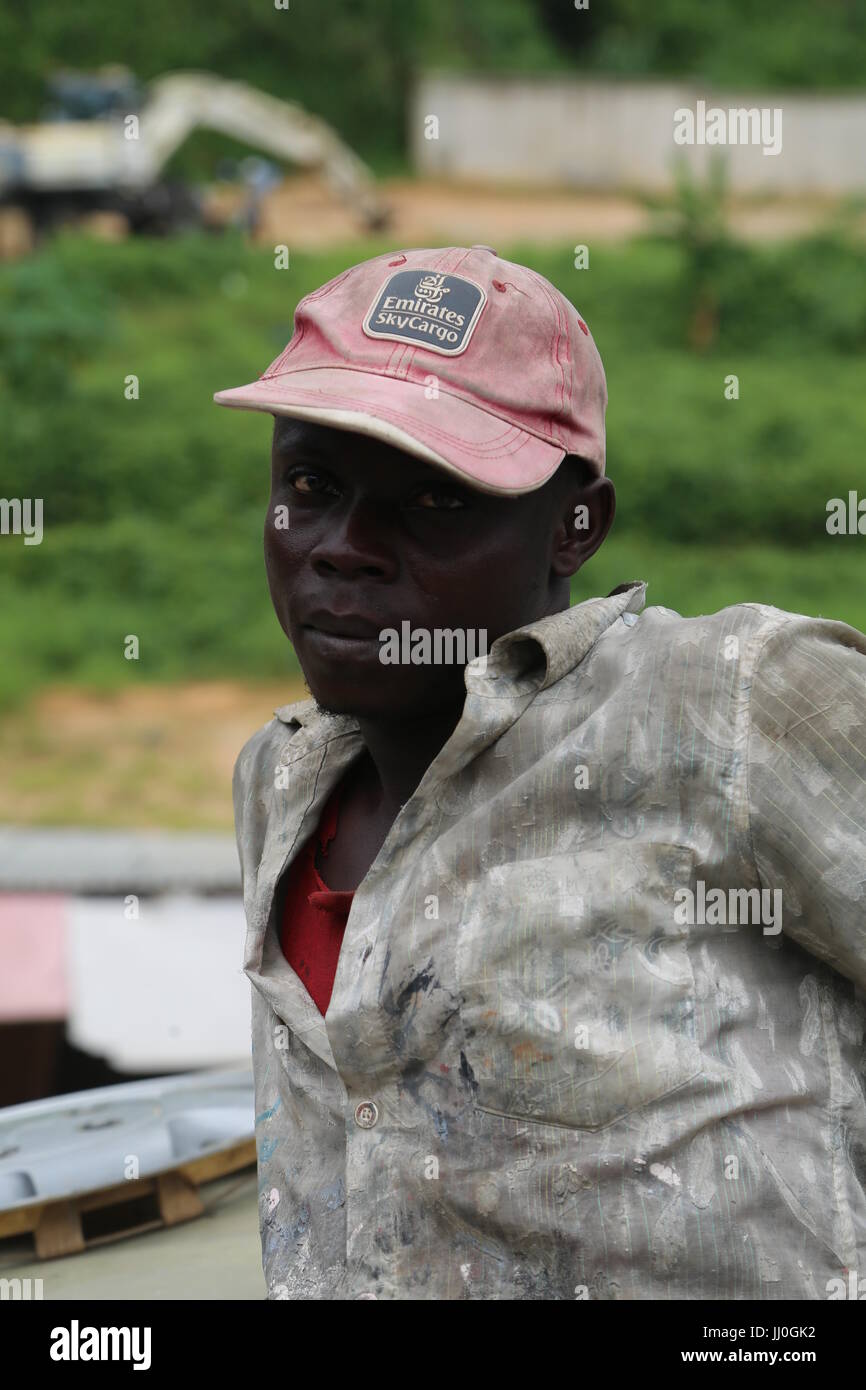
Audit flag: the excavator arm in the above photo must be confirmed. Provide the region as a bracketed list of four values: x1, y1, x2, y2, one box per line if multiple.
[136, 71, 388, 229]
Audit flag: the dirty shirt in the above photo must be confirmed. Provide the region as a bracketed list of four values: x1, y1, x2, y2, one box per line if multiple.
[232, 583, 866, 1300]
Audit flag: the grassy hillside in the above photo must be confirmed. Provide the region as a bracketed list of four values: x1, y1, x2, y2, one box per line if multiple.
[2, 228, 865, 707]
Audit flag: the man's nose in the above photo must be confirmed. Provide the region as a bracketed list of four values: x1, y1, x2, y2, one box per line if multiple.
[308, 498, 398, 580]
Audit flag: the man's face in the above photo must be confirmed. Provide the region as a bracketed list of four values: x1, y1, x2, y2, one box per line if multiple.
[265, 418, 612, 721]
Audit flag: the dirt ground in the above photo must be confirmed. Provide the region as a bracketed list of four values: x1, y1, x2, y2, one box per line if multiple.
[0, 679, 308, 830]
[0, 172, 852, 262]
[205, 173, 850, 249]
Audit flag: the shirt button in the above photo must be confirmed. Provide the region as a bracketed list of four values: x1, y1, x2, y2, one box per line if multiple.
[354, 1100, 379, 1129]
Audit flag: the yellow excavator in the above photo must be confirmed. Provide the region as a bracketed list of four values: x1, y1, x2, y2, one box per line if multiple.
[0, 65, 388, 240]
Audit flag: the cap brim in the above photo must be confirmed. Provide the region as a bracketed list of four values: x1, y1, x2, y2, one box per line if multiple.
[213, 366, 567, 496]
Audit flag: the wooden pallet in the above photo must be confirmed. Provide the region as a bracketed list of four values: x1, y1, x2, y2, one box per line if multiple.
[0, 1137, 256, 1260]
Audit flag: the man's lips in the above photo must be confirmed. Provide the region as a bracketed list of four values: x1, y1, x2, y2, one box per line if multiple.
[301, 609, 383, 641]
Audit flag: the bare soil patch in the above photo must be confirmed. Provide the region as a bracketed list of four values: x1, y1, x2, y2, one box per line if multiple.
[0, 679, 308, 829]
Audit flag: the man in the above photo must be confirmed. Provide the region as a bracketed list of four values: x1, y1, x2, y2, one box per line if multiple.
[215, 246, 866, 1300]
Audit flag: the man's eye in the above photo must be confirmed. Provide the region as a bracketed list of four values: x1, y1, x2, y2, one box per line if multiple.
[285, 468, 339, 497]
[409, 487, 467, 510]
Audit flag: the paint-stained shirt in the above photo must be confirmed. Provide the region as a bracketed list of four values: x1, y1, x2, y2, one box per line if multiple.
[232, 581, 866, 1300]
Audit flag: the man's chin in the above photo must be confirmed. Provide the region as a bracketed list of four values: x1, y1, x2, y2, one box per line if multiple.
[298, 674, 355, 718]
[302, 672, 466, 725]
[303, 679, 391, 722]
[311, 694, 359, 720]
[307, 690, 412, 722]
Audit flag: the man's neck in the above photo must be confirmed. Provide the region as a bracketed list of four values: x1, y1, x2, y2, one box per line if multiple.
[355, 704, 464, 819]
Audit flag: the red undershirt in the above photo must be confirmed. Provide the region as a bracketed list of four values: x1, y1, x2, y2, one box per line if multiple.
[279, 781, 354, 1016]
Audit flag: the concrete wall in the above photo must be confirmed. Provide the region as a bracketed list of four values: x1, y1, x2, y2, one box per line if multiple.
[411, 75, 866, 195]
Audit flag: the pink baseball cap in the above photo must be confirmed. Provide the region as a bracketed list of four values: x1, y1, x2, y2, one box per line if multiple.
[213, 245, 606, 495]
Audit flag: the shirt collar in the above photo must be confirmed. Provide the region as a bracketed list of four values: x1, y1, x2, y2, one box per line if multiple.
[273, 581, 647, 734]
[473, 580, 647, 694]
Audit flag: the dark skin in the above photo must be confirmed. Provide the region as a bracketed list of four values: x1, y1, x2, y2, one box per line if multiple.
[265, 417, 615, 890]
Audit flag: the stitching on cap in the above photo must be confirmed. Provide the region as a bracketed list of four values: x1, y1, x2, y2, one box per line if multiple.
[400, 251, 469, 377]
[248, 363, 572, 452]
[249, 382, 526, 455]
[248, 378, 565, 460]
[522, 266, 570, 419]
[263, 331, 302, 376]
[304, 267, 355, 303]
[401, 345, 415, 379]
[263, 267, 357, 376]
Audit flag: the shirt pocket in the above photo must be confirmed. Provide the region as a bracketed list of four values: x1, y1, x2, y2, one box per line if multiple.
[455, 842, 703, 1132]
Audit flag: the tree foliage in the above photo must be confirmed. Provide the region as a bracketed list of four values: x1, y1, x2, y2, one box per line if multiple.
[0, 0, 863, 171]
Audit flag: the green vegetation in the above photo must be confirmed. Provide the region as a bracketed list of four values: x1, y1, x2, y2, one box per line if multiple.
[1, 227, 865, 707]
[1, 0, 865, 174]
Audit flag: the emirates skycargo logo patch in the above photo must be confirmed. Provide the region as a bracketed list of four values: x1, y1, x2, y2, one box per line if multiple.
[362, 269, 486, 355]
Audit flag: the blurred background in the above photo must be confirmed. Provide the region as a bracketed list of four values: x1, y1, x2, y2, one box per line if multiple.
[1, 0, 865, 1106]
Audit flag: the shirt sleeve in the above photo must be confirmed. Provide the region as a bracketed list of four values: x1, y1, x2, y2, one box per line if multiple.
[747, 614, 866, 991]
[231, 748, 247, 896]
[231, 716, 287, 899]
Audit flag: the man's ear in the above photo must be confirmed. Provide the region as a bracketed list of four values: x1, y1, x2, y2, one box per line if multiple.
[550, 473, 616, 579]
